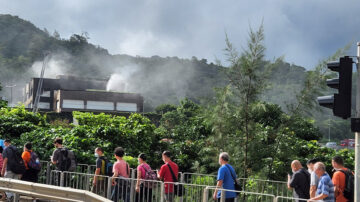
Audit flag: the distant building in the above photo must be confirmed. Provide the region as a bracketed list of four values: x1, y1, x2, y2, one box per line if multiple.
[24, 75, 143, 113]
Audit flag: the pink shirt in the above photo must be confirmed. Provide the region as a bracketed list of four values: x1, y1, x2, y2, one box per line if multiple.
[0, 154, 3, 173]
[137, 163, 151, 179]
[113, 160, 130, 178]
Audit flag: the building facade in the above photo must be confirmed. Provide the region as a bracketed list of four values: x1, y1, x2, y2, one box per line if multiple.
[24, 75, 143, 112]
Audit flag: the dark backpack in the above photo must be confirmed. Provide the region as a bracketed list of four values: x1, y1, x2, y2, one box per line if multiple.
[100, 157, 113, 176]
[339, 169, 354, 202]
[27, 151, 41, 171]
[58, 148, 76, 172]
[8, 146, 26, 174]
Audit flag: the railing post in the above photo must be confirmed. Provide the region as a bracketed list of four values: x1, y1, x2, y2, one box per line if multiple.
[202, 186, 209, 202]
[60, 172, 64, 187]
[87, 165, 91, 174]
[180, 172, 184, 183]
[130, 169, 136, 202]
[46, 161, 51, 184]
[220, 189, 226, 202]
[85, 174, 90, 191]
[160, 182, 165, 202]
[107, 177, 112, 199]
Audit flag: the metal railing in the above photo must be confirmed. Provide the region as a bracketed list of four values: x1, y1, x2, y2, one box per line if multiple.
[38, 161, 293, 201]
[0, 177, 111, 202]
[203, 186, 276, 202]
[275, 196, 309, 202]
[180, 172, 291, 197]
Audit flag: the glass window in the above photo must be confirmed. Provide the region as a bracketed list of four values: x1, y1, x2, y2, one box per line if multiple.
[116, 102, 137, 112]
[41, 91, 51, 97]
[38, 102, 50, 109]
[63, 99, 84, 109]
[87, 101, 114, 110]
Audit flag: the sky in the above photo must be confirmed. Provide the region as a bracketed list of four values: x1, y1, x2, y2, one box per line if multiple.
[1, 0, 360, 69]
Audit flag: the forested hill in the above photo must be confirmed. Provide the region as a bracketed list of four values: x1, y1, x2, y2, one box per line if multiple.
[1, 14, 351, 140]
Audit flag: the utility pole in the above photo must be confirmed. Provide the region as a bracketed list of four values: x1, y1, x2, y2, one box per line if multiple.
[355, 42, 360, 202]
[328, 115, 331, 142]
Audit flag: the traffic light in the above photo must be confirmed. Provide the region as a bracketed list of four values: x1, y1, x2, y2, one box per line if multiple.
[317, 56, 353, 119]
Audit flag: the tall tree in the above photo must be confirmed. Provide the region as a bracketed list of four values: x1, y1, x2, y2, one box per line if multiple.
[207, 24, 271, 178]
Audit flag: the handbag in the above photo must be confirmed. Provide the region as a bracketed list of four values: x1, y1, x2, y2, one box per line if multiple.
[167, 164, 184, 197]
[225, 164, 242, 194]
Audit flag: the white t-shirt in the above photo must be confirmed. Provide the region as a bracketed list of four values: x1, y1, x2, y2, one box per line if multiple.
[310, 171, 319, 187]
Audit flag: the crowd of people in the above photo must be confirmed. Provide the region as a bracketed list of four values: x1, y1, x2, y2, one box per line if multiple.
[287, 156, 354, 202]
[0, 137, 354, 202]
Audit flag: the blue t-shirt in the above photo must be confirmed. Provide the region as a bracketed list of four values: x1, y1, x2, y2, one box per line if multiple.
[217, 164, 237, 199]
[316, 173, 335, 202]
[0, 140, 4, 149]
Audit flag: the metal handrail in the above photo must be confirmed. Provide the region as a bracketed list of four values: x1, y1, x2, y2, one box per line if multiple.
[0, 177, 111, 202]
[203, 186, 276, 202]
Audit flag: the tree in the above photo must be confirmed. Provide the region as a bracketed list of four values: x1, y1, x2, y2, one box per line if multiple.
[207, 24, 269, 178]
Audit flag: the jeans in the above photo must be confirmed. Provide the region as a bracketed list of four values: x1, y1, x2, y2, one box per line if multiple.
[4, 170, 21, 199]
[135, 185, 152, 202]
[164, 193, 174, 202]
[111, 179, 130, 202]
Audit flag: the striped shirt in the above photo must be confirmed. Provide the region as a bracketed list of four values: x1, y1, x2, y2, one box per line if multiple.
[316, 173, 335, 202]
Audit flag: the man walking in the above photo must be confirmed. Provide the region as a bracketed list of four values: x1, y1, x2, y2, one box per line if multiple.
[92, 147, 107, 195]
[332, 156, 352, 202]
[308, 162, 335, 202]
[1, 139, 25, 201]
[213, 152, 237, 202]
[307, 159, 319, 198]
[287, 160, 310, 201]
[158, 151, 179, 202]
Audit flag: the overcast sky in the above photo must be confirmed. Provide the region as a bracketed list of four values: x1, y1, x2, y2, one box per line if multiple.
[1, 0, 360, 69]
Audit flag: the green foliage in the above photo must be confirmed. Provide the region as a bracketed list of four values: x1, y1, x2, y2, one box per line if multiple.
[155, 104, 177, 114]
[0, 106, 47, 139]
[156, 99, 211, 172]
[123, 156, 138, 168]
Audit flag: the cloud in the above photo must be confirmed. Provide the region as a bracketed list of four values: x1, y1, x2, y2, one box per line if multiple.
[116, 30, 183, 57]
[1, 0, 360, 69]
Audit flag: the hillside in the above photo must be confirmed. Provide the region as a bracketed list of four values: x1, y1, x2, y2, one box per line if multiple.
[0, 14, 352, 140]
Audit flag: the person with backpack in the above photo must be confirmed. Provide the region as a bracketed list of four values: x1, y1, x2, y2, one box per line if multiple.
[111, 147, 130, 202]
[1, 139, 25, 201]
[51, 138, 76, 171]
[51, 138, 76, 186]
[92, 147, 110, 195]
[213, 152, 237, 202]
[332, 156, 354, 202]
[135, 153, 156, 202]
[287, 160, 310, 202]
[21, 142, 41, 182]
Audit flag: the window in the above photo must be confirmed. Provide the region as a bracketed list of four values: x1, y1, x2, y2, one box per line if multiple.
[116, 102, 137, 112]
[38, 102, 50, 109]
[63, 99, 84, 109]
[87, 101, 114, 110]
[41, 91, 51, 97]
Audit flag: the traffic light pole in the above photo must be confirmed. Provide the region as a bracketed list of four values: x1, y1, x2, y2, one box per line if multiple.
[356, 42, 360, 202]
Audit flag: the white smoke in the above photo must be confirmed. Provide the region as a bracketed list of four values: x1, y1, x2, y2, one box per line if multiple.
[106, 64, 140, 92]
[30, 52, 71, 78]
